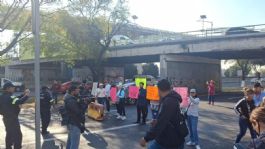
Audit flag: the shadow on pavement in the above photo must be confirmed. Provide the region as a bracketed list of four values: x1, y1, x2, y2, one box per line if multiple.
[82, 133, 108, 149]
[42, 134, 63, 149]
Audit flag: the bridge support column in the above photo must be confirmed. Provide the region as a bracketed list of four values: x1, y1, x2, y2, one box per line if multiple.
[160, 55, 221, 93]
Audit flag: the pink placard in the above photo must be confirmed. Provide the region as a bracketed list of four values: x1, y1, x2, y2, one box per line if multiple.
[129, 86, 139, 99]
[110, 87, 117, 102]
[173, 87, 189, 107]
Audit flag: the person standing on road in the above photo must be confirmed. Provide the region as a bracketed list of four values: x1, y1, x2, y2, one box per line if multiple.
[186, 89, 201, 149]
[207, 80, 215, 105]
[40, 86, 54, 135]
[51, 80, 61, 104]
[105, 82, 111, 112]
[136, 82, 148, 125]
[96, 83, 106, 105]
[116, 85, 126, 120]
[140, 79, 186, 149]
[0, 82, 30, 149]
[65, 86, 85, 149]
[253, 82, 265, 107]
[234, 88, 257, 145]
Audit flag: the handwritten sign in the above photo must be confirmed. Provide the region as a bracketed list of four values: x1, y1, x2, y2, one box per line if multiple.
[91, 82, 98, 96]
[135, 78, 147, 89]
[129, 86, 139, 99]
[110, 87, 117, 102]
[173, 87, 188, 107]
[146, 86, 159, 100]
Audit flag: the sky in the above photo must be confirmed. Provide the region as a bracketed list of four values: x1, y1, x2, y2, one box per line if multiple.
[128, 0, 265, 32]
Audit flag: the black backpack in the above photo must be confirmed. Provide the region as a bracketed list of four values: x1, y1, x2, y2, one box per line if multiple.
[58, 106, 70, 126]
[158, 97, 189, 139]
[175, 110, 189, 138]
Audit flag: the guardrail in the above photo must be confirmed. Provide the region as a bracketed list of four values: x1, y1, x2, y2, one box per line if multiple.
[113, 24, 265, 46]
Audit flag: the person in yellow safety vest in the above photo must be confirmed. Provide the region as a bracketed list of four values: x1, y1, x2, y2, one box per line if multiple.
[0, 82, 30, 149]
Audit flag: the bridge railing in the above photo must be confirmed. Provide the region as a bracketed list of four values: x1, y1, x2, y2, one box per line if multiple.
[125, 24, 265, 46]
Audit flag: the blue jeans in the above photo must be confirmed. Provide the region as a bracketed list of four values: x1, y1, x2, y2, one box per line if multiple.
[235, 117, 257, 143]
[187, 115, 199, 145]
[66, 124, 81, 149]
[97, 97, 106, 105]
[148, 140, 184, 149]
[208, 95, 214, 104]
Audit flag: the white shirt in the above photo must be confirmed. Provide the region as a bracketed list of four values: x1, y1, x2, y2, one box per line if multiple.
[187, 96, 200, 117]
[105, 84, 111, 97]
[97, 88, 106, 98]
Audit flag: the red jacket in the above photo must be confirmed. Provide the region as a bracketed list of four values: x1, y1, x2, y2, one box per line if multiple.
[208, 83, 215, 95]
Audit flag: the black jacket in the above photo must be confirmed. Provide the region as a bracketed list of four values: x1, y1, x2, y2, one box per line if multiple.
[40, 90, 53, 112]
[64, 94, 85, 127]
[137, 88, 148, 106]
[144, 91, 184, 148]
[234, 98, 256, 119]
[0, 92, 28, 119]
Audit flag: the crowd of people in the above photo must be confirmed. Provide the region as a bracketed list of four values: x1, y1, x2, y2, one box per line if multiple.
[233, 82, 265, 149]
[1, 77, 265, 149]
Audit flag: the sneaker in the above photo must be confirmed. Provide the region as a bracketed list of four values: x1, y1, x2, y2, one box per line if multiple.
[186, 141, 195, 146]
[116, 115, 122, 119]
[134, 121, 140, 124]
[195, 145, 201, 149]
[121, 116, 126, 120]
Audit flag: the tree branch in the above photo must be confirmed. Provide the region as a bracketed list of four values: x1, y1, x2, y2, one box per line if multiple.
[0, 16, 31, 56]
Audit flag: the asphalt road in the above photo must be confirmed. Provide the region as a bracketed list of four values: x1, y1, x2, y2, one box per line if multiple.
[0, 93, 253, 149]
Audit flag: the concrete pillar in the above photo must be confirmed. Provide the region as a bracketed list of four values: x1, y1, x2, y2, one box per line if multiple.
[160, 55, 167, 79]
[5, 66, 10, 78]
[159, 55, 221, 93]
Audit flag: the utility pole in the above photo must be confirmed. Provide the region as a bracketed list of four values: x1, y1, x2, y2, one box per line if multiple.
[31, 0, 41, 148]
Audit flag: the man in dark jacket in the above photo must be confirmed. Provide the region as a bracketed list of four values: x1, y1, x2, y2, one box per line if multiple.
[0, 82, 30, 149]
[136, 82, 148, 125]
[40, 86, 54, 135]
[140, 79, 185, 149]
[234, 88, 257, 144]
[65, 85, 85, 149]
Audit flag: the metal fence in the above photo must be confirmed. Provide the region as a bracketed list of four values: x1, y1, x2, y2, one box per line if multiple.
[120, 24, 265, 46]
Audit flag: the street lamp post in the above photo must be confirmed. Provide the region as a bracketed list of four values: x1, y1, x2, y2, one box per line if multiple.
[31, 0, 41, 148]
[198, 15, 213, 37]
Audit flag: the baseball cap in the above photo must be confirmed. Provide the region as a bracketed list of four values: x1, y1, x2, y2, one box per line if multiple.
[3, 82, 15, 90]
[190, 89, 196, 93]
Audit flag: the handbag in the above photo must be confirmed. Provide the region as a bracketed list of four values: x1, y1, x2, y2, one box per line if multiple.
[184, 99, 192, 119]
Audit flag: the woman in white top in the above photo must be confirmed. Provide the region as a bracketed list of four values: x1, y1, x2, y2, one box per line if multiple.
[186, 89, 201, 149]
[96, 83, 106, 105]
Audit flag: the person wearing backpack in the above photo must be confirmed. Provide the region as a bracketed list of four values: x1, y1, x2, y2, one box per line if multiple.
[186, 89, 201, 149]
[136, 82, 148, 125]
[0, 82, 30, 149]
[140, 79, 186, 149]
[116, 85, 126, 120]
[234, 88, 257, 146]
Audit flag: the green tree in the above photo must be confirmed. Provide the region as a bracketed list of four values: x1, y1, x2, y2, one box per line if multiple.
[33, 0, 130, 81]
[142, 63, 159, 78]
[68, 0, 130, 81]
[225, 60, 251, 80]
[224, 65, 240, 77]
[124, 64, 137, 79]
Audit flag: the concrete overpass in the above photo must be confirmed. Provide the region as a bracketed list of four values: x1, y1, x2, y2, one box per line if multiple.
[6, 24, 265, 93]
